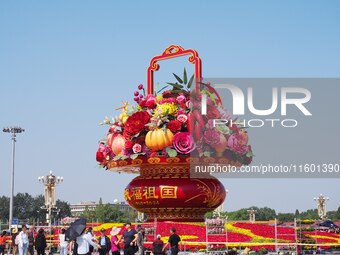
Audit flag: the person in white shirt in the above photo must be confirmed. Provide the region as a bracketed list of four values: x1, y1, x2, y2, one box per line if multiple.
[18, 225, 29, 255]
[59, 228, 69, 255]
[76, 230, 100, 255]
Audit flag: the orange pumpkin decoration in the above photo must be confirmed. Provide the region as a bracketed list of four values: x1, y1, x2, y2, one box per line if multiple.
[145, 128, 174, 151]
[111, 134, 126, 155]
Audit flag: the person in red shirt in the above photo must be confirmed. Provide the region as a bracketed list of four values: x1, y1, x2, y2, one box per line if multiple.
[0, 231, 7, 255]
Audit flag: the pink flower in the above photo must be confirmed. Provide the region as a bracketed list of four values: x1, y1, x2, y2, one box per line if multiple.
[138, 84, 143, 90]
[173, 132, 195, 154]
[177, 114, 188, 123]
[96, 143, 114, 162]
[204, 129, 220, 146]
[145, 95, 157, 109]
[185, 100, 191, 108]
[176, 94, 186, 104]
[132, 143, 142, 153]
[227, 133, 248, 155]
[134, 91, 139, 96]
[177, 109, 186, 115]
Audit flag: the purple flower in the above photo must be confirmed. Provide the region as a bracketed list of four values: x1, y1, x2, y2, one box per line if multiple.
[204, 129, 220, 146]
[227, 133, 248, 155]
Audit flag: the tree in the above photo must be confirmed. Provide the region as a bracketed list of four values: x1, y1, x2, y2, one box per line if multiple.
[56, 200, 72, 218]
[0, 193, 71, 224]
[295, 209, 300, 216]
[81, 206, 96, 222]
[278, 213, 295, 222]
[256, 207, 276, 221]
[13, 193, 35, 220]
[0, 196, 9, 221]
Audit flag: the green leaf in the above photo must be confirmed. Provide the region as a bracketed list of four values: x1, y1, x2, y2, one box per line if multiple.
[113, 155, 121, 161]
[171, 89, 185, 93]
[157, 85, 169, 94]
[187, 74, 194, 88]
[173, 73, 183, 84]
[130, 154, 139, 160]
[166, 147, 178, 158]
[203, 151, 211, 157]
[121, 155, 129, 160]
[206, 90, 217, 105]
[166, 82, 183, 89]
[183, 68, 187, 84]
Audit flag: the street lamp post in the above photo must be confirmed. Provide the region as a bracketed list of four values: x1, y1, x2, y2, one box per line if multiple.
[247, 208, 257, 223]
[3, 126, 25, 229]
[38, 171, 63, 255]
[38, 171, 63, 229]
[314, 194, 329, 220]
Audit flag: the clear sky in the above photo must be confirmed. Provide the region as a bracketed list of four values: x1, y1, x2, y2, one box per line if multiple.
[0, 1, 339, 213]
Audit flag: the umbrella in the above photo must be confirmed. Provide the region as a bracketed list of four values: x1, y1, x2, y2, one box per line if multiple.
[320, 220, 339, 228]
[65, 218, 87, 241]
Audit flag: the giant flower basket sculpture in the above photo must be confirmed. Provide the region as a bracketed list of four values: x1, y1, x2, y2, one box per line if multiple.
[96, 45, 253, 221]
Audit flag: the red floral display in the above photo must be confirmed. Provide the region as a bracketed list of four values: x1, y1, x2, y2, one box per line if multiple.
[122, 111, 150, 138]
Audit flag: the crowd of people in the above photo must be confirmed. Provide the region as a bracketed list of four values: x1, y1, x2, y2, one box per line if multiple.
[0, 225, 47, 255]
[0, 223, 181, 255]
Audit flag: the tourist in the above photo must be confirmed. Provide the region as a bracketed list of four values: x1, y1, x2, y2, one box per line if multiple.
[97, 229, 111, 255]
[34, 229, 46, 255]
[59, 228, 69, 255]
[136, 225, 145, 255]
[110, 227, 121, 255]
[120, 222, 138, 255]
[17, 225, 28, 255]
[11, 228, 19, 255]
[76, 230, 100, 255]
[70, 240, 78, 255]
[86, 227, 95, 255]
[0, 231, 7, 255]
[162, 227, 181, 255]
[152, 234, 164, 255]
[18, 225, 29, 255]
[27, 227, 35, 255]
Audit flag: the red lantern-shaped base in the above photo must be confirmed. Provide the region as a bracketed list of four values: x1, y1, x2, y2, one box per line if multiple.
[123, 157, 227, 222]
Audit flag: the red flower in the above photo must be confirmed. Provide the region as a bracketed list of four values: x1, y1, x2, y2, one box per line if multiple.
[167, 120, 182, 133]
[125, 140, 134, 149]
[207, 105, 221, 119]
[123, 112, 150, 138]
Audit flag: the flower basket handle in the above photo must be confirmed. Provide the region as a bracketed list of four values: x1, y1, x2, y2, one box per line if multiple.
[147, 45, 202, 95]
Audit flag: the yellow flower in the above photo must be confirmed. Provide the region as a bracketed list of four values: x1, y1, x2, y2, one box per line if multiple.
[154, 103, 178, 117]
[156, 94, 163, 102]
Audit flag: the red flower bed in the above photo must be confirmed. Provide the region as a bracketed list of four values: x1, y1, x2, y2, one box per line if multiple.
[234, 223, 296, 241]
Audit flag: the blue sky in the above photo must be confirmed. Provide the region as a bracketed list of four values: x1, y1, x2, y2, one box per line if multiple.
[0, 1, 339, 213]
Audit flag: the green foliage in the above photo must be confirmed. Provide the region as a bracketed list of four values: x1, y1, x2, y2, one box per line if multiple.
[277, 213, 295, 222]
[0, 193, 71, 223]
[80, 203, 137, 223]
[165, 68, 194, 92]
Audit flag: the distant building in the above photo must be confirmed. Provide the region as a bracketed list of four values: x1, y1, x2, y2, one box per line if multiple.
[70, 201, 132, 217]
